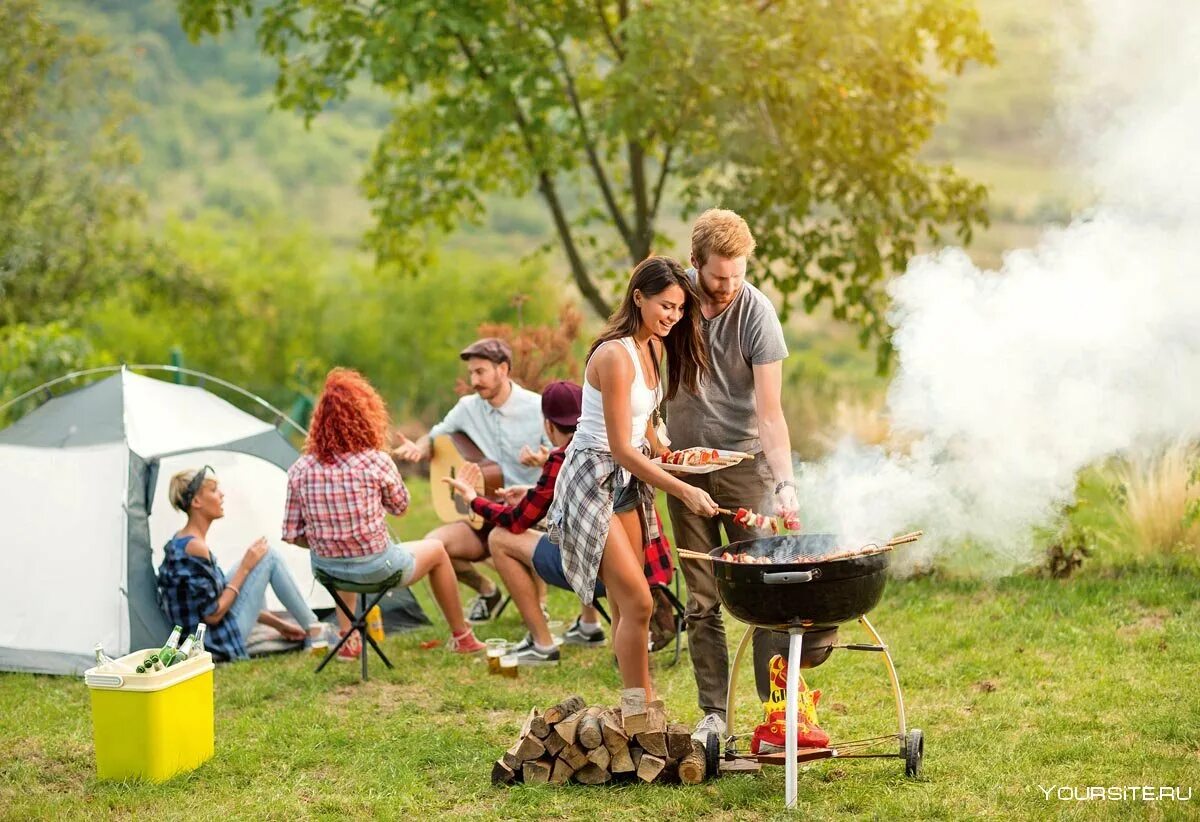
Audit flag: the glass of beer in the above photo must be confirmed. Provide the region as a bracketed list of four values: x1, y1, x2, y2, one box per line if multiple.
[547, 620, 565, 647]
[486, 639, 507, 674]
[499, 653, 519, 679]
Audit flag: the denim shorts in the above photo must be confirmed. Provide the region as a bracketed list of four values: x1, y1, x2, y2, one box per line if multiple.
[612, 476, 641, 514]
[311, 542, 416, 586]
[533, 534, 606, 598]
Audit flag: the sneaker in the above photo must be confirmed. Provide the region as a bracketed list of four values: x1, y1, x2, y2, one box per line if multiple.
[466, 588, 503, 624]
[335, 631, 362, 662]
[563, 617, 605, 647]
[448, 628, 486, 654]
[514, 642, 560, 666]
[692, 712, 727, 745]
[510, 633, 534, 654]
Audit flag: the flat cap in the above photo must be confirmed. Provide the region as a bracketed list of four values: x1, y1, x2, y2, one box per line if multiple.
[459, 337, 512, 366]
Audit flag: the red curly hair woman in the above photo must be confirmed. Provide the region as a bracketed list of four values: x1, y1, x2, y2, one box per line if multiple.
[282, 368, 485, 660]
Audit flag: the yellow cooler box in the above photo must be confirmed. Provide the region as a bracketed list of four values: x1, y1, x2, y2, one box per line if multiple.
[84, 649, 215, 782]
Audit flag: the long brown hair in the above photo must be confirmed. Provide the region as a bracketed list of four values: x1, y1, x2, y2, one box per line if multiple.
[588, 256, 708, 400]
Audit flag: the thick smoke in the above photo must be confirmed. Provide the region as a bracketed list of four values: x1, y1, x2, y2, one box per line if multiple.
[795, 0, 1200, 572]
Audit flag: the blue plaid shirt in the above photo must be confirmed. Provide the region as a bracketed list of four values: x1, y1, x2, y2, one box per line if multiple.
[156, 535, 247, 661]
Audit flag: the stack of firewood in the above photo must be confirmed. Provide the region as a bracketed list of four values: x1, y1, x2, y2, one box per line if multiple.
[492, 690, 708, 787]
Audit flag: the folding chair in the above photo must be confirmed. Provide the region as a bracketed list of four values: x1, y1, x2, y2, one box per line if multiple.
[312, 567, 407, 681]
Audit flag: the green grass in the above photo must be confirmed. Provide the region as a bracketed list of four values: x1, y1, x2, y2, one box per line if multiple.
[2, 479, 1197, 820]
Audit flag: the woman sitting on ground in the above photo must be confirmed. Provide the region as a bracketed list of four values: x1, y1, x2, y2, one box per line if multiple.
[157, 467, 325, 662]
[282, 367, 485, 660]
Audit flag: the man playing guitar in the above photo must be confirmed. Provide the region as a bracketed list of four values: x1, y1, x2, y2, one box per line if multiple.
[393, 337, 549, 622]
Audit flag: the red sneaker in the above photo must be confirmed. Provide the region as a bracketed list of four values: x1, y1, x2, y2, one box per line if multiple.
[448, 628, 486, 654]
[336, 632, 362, 662]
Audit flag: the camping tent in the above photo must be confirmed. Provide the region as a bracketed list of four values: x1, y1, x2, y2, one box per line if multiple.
[0, 368, 426, 675]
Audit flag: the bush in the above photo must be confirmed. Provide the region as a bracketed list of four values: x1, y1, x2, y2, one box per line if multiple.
[1110, 442, 1200, 557]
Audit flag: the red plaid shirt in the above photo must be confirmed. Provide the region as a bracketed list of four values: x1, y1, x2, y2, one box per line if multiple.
[282, 450, 409, 558]
[470, 447, 673, 586]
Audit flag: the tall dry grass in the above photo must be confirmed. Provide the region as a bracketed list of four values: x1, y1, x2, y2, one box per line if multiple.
[1111, 442, 1200, 557]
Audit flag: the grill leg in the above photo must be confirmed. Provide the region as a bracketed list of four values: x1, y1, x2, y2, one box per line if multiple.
[785, 629, 804, 809]
[724, 625, 755, 751]
[858, 615, 906, 740]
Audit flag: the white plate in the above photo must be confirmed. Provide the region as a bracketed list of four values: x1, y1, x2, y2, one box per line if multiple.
[651, 449, 750, 475]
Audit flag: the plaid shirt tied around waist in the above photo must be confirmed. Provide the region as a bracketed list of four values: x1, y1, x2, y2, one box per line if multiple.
[547, 445, 671, 605]
[473, 446, 672, 588]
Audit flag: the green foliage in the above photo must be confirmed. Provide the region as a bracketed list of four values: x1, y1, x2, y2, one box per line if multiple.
[176, 0, 995, 361]
[0, 0, 144, 327]
[0, 323, 106, 423]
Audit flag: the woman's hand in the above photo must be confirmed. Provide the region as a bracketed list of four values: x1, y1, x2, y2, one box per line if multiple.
[278, 621, 307, 641]
[679, 485, 719, 517]
[243, 537, 269, 570]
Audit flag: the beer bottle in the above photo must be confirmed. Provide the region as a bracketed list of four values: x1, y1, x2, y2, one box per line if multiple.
[170, 635, 196, 666]
[158, 625, 183, 666]
[195, 623, 208, 653]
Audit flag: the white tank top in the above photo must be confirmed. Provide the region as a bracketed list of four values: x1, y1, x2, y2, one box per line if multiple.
[573, 338, 661, 452]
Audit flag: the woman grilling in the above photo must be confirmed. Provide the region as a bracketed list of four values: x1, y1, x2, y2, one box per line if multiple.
[549, 255, 719, 700]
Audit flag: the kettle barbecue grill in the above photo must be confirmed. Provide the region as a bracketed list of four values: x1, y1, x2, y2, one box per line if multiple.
[703, 531, 925, 809]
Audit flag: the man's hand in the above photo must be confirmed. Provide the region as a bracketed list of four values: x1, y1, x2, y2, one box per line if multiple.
[519, 444, 550, 468]
[497, 485, 531, 505]
[774, 485, 801, 530]
[277, 621, 307, 641]
[392, 434, 423, 463]
[441, 476, 477, 503]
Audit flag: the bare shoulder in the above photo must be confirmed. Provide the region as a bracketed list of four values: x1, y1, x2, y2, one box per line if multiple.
[589, 341, 633, 380]
[183, 536, 210, 560]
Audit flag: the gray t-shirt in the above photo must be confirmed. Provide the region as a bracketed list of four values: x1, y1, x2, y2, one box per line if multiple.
[665, 271, 788, 452]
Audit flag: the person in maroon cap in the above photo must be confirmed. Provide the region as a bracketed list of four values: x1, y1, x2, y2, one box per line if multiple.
[440, 381, 595, 663]
[394, 337, 549, 623]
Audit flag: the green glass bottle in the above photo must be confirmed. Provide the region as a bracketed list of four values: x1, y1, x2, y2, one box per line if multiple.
[158, 625, 183, 666]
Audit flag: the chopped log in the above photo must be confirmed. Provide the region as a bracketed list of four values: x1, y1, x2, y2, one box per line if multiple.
[624, 696, 666, 737]
[522, 758, 552, 785]
[514, 734, 546, 762]
[619, 688, 647, 735]
[502, 742, 522, 771]
[630, 747, 643, 772]
[555, 711, 583, 746]
[543, 730, 567, 757]
[544, 695, 587, 725]
[677, 740, 706, 785]
[529, 713, 550, 739]
[586, 744, 611, 771]
[637, 753, 667, 783]
[601, 709, 629, 754]
[635, 731, 668, 758]
[610, 745, 636, 774]
[578, 707, 604, 750]
[492, 759, 518, 785]
[574, 763, 612, 785]
[667, 723, 693, 761]
[550, 757, 577, 785]
[560, 742, 589, 770]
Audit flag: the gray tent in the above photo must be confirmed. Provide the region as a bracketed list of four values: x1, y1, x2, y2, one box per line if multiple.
[0, 367, 427, 675]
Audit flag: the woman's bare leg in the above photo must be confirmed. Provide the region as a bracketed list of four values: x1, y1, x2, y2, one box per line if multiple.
[406, 539, 469, 634]
[335, 591, 355, 634]
[598, 510, 653, 698]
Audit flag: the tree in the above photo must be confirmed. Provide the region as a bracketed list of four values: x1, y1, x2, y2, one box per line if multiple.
[0, 0, 143, 327]
[179, 0, 993, 361]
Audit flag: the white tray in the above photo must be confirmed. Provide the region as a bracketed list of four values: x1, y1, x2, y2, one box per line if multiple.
[652, 449, 752, 475]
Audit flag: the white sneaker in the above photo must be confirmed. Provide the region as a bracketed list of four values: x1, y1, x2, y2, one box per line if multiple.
[692, 712, 726, 745]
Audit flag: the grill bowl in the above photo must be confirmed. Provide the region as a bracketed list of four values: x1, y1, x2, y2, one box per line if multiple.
[710, 534, 891, 631]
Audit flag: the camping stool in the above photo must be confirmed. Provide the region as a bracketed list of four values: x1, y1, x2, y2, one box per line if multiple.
[312, 567, 406, 681]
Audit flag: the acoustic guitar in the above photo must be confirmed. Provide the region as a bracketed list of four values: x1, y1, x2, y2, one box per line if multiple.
[429, 432, 504, 529]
